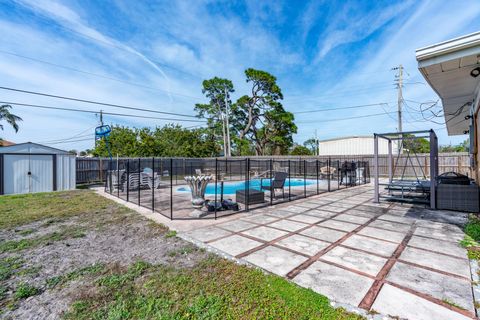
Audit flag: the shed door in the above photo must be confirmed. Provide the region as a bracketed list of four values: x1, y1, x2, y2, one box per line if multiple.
[3, 155, 53, 194]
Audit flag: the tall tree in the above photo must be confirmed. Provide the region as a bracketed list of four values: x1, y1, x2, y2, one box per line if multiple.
[234, 68, 297, 155]
[303, 138, 317, 154]
[194, 77, 234, 156]
[0, 104, 22, 132]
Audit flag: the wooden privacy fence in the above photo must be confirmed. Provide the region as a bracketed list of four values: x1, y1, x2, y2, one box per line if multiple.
[75, 153, 472, 184]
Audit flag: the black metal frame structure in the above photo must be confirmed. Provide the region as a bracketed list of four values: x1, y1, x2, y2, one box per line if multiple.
[373, 129, 438, 208]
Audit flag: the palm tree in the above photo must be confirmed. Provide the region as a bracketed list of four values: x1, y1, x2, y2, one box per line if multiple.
[0, 105, 22, 132]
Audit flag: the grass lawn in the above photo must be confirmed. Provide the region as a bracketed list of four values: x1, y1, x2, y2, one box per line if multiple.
[0, 190, 363, 319]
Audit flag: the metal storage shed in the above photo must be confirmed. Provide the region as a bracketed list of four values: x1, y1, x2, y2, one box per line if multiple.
[0, 142, 76, 195]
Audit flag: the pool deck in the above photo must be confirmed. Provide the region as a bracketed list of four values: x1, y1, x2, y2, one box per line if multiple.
[97, 184, 478, 320]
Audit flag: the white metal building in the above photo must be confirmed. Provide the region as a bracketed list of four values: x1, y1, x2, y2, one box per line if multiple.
[0, 142, 76, 195]
[318, 136, 398, 156]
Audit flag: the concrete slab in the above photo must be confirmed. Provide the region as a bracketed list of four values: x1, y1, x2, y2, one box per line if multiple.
[300, 226, 347, 243]
[216, 219, 258, 232]
[341, 234, 398, 257]
[287, 214, 324, 224]
[267, 219, 309, 232]
[243, 246, 307, 276]
[184, 227, 232, 242]
[399, 246, 471, 279]
[327, 202, 358, 209]
[296, 201, 321, 209]
[282, 205, 311, 213]
[344, 209, 378, 218]
[414, 226, 464, 243]
[209, 235, 263, 257]
[303, 209, 336, 218]
[293, 261, 374, 306]
[377, 214, 415, 225]
[368, 220, 412, 233]
[333, 213, 371, 224]
[386, 262, 474, 311]
[241, 214, 279, 225]
[408, 235, 467, 258]
[318, 219, 360, 232]
[276, 234, 330, 256]
[241, 226, 289, 242]
[321, 246, 388, 277]
[266, 209, 296, 218]
[358, 226, 406, 243]
[320, 205, 346, 213]
[372, 284, 471, 320]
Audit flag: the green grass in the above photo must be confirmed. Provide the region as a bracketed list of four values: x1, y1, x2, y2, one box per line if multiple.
[65, 258, 363, 320]
[0, 190, 117, 230]
[46, 263, 105, 289]
[465, 215, 480, 242]
[0, 257, 24, 281]
[0, 227, 86, 254]
[14, 283, 39, 300]
[460, 215, 480, 260]
[165, 230, 177, 238]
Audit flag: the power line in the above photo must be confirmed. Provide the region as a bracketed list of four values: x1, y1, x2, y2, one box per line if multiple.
[0, 101, 206, 123]
[0, 86, 201, 118]
[293, 102, 391, 114]
[296, 111, 396, 124]
[0, 49, 203, 100]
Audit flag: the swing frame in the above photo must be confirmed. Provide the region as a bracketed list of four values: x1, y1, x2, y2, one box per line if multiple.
[373, 129, 438, 209]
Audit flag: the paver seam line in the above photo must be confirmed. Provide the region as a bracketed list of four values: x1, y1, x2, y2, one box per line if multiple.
[337, 244, 391, 259]
[358, 224, 416, 310]
[286, 213, 384, 279]
[395, 259, 471, 281]
[351, 233, 400, 245]
[406, 232, 464, 245]
[313, 255, 476, 319]
[405, 244, 470, 261]
[385, 280, 476, 319]
[316, 258, 378, 279]
[233, 196, 377, 260]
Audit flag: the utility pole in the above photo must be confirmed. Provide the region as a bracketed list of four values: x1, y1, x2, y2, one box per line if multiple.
[393, 64, 403, 153]
[224, 88, 231, 157]
[314, 129, 319, 156]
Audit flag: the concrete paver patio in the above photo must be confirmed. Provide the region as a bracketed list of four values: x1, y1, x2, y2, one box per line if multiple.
[180, 185, 477, 320]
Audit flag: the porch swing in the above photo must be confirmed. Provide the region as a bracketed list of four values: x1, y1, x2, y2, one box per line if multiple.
[373, 130, 438, 208]
[385, 137, 431, 203]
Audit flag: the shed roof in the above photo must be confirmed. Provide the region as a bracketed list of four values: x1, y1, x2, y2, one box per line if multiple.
[318, 135, 372, 143]
[0, 142, 74, 155]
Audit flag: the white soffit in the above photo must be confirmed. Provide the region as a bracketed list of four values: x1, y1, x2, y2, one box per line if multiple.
[416, 31, 480, 135]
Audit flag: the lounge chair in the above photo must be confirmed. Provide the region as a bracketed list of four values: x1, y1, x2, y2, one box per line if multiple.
[107, 169, 125, 192]
[260, 171, 288, 198]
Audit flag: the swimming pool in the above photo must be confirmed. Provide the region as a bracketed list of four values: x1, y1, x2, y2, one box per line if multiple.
[177, 178, 316, 195]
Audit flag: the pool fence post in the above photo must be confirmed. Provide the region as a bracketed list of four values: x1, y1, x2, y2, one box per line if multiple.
[327, 157, 331, 192]
[304, 159, 307, 198]
[138, 158, 141, 206]
[152, 157, 155, 212]
[316, 159, 319, 195]
[270, 158, 273, 206]
[246, 158, 250, 211]
[126, 159, 129, 202]
[215, 158, 218, 220]
[288, 160, 291, 201]
[170, 158, 173, 220]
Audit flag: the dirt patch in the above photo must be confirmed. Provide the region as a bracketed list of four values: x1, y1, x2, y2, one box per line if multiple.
[0, 205, 209, 319]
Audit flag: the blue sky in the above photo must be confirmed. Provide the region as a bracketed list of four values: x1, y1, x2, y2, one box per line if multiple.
[1, 0, 480, 151]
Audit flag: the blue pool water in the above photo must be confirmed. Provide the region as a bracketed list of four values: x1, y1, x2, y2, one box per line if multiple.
[177, 178, 316, 195]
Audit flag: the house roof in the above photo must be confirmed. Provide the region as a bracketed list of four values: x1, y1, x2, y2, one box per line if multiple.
[0, 142, 74, 155]
[416, 31, 480, 135]
[0, 139, 15, 147]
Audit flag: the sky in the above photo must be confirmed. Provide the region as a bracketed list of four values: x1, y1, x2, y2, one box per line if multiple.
[1, 0, 480, 151]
